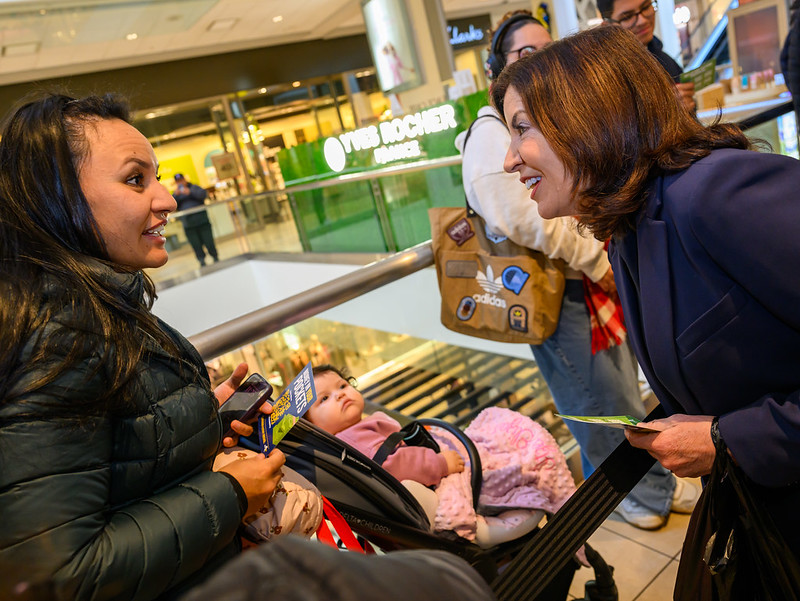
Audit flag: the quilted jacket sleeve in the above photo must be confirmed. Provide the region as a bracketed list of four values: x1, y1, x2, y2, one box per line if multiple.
[0, 325, 243, 600]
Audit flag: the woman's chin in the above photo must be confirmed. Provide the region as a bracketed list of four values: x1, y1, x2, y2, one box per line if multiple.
[140, 252, 170, 270]
[536, 204, 559, 220]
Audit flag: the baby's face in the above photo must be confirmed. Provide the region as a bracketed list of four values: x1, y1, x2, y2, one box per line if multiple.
[306, 371, 365, 434]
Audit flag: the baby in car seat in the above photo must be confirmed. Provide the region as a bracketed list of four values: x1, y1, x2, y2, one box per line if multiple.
[306, 365, 580, 546]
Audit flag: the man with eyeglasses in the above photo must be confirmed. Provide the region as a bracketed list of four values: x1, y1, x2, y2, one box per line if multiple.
[598, 0, 696, 111]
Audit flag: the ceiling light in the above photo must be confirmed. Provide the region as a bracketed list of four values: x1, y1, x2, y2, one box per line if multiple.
[126, 33, 138, 40]
[259, 88, 267, 94]
[207, 18, 238, 32]
[292, 81, 301, 88]
[3, 42, 40, 56]
[272, 15, 283, 23]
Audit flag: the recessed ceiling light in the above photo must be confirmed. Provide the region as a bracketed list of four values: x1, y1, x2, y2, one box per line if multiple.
[3, 42, 40, 56]
[272, 15, 283, 23]
[126, 33, 138, 40]
[259, 88, 267, 94]
[207, 18, 238, 32]
[292, 81, 301, 88]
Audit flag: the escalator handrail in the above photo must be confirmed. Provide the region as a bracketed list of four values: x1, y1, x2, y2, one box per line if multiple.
[738, 99, 795, 130]
[189, 240, 434, 360]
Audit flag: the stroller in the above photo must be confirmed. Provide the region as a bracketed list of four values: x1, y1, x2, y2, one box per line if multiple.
[277, 414, 618, 601]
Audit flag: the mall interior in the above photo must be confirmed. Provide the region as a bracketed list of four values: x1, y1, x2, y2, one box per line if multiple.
[1, 0, 795, 598]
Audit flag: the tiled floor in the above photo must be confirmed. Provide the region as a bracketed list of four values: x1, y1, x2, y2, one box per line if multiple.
[568, 480, 699, 601]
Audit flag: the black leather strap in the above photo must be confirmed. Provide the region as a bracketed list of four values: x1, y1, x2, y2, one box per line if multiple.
[372, 431, 407, 466]
[463, 112, 505, 217]
[371, 422, 441, 467]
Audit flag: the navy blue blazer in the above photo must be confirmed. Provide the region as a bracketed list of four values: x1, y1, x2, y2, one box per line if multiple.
[610, 148, 800, 489]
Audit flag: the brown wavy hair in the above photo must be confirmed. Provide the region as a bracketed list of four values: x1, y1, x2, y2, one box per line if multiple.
[490, 26, 751, 240]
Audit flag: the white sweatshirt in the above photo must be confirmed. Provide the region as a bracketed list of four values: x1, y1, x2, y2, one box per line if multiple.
[455, 105, 609, 282]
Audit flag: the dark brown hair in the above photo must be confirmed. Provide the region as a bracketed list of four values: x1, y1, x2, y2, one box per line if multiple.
[490, 9, 547, 55]
[491, 26, 750, 240]
[312, 364, 357, 388]
[0, 93, 179, 416]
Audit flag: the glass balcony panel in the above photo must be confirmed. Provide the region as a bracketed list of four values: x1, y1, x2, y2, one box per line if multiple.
[381, 165, 464, 250]
[294, 181, 389, 252]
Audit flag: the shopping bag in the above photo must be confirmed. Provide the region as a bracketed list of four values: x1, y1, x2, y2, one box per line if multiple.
[429, 206, 565, 344]
[674, 429, 800, 601]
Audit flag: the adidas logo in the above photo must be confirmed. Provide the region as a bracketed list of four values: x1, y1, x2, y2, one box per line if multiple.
[476, 265, 503, 294]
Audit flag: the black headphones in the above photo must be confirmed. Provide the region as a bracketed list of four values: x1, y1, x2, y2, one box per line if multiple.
[485, 13, 541, 80]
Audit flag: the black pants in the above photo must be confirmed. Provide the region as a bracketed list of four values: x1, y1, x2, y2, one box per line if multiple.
[184, 222, 218, 264]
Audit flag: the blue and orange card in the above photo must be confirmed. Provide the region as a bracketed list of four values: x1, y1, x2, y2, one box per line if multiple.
[258, 362, 317, 454]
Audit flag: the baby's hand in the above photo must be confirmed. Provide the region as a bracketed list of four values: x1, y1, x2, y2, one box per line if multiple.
[443, 450, 465, 474]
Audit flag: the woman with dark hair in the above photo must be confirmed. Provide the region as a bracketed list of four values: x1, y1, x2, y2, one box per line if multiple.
[457, 10, 695, 531]
[492, 23, 800, 583]
[0, 93, 285, 600]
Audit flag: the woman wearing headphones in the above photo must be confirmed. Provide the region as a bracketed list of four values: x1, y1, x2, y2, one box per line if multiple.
[455, 11, 697, 530]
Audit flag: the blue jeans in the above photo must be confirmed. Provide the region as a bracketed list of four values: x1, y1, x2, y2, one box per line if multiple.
[531, 280, 675, 515]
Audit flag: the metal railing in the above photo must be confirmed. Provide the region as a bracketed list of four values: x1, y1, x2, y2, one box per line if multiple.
[189, 241, 434, 361]
[171, 155, 463, 221]
[738, 99, 795, 130]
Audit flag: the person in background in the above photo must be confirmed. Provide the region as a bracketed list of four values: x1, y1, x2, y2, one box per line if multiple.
[781, 0, 800, 128]
[456, 9, 697, 530]
[173, 173, 219, 267]
[0, 93, 285, 600]
[596, 0, 696, 112]
[493, 25, 800, 588]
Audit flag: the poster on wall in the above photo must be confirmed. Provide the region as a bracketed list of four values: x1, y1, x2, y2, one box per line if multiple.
[361, 0, 422, 94]
[211, 152, 240, 180]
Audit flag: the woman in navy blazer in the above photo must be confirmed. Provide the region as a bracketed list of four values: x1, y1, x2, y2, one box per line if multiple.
[490, 23, 800, 584]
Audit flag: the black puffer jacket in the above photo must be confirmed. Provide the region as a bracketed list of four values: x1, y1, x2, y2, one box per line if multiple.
[0, 266, 242, 600]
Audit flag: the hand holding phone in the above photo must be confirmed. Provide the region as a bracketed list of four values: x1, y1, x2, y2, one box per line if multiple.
[220, 373, 273, 440]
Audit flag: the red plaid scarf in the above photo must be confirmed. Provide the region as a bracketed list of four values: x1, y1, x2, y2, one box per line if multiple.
[583, 242, 627, 354]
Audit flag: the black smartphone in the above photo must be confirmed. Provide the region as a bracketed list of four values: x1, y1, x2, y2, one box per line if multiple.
[220, 373, 273, 439]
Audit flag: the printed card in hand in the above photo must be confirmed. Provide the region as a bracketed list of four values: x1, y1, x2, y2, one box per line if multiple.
[258, 362, 317, 454]
[680, 58, 716, 89]
[556, 414, 665, 434]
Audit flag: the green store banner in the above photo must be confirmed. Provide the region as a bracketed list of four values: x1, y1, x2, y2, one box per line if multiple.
[277, 90, 489, 185]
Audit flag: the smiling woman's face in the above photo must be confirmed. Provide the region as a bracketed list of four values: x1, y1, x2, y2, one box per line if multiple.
[78, 118, 177, 270]
[502, 86, 576, 219]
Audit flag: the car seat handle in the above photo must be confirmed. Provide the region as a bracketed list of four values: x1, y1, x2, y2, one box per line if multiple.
[415, 418, 483, 510]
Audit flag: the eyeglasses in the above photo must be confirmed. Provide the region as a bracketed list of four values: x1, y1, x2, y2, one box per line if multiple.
[606, 0, 657, 29]
[505, 45, 538, 61]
